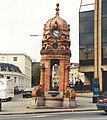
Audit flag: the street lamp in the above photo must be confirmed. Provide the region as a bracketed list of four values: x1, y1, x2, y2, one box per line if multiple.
[30, 35, 41, 37]
[71, 73, 74, 85]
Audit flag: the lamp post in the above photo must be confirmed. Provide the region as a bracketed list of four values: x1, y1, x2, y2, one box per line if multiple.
[72, 73, 74, 85]
[30, 35, 41, 36]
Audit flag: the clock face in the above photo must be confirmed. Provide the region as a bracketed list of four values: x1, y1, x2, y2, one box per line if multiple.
[52, 28, 60, 37]
[52, 43, 58, 49]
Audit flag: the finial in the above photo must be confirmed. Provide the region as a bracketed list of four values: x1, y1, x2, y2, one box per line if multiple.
[56, 3, 60, 16]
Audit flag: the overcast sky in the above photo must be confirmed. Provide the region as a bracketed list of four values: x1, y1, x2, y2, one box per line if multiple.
[0, 0, 82, 63]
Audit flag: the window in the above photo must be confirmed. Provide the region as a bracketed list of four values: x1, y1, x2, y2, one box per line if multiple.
[79, 20, 94, 33]
[7, 76, 10, 79]
[1, 66, 6, 71]
[79, 10, 94, 46]
[14, 77, 16, 83]
[102, 31, 107, 43]
[1, 57, 5, 61]
[13, 57, 17, 61]
[79, 10, 94, 21]
[79, 32, 94, 45]
[102, 18, 107, 31]
[102, 0, 107, 65]
[79, 10, 94, 66]
[102, 0, 107, 14]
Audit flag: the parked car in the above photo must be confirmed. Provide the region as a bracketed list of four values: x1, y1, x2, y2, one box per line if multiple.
[96, 91, 107, 113]
[22, 88, 34, 98]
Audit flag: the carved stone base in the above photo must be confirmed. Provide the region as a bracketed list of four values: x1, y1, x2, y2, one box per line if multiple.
[30, 99, 36, 106]
[69, 99, 77, 108]
[35, 97, 45, 106]
[63, 98, 77, 108]
[45, 97, 62, 108]
[29, 97, 45, 108]
[63, 98, 69, 108]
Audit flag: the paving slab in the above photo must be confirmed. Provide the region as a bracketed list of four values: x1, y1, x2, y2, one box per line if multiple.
[0, 96, 98, 115]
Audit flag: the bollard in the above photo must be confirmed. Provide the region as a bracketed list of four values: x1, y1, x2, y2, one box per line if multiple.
[92, 95, 99, 103]
[0, 99, 1, 111]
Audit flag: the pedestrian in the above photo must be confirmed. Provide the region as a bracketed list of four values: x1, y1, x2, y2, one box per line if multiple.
[78, 79, 84, 92]
[75, 80, 79, 91]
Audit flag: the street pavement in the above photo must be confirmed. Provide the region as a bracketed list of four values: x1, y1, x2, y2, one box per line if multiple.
[0, 96, 98, 115]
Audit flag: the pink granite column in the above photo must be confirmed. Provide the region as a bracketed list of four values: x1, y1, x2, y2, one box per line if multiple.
[64, 64, 70, 93]
[59, 59, 65, 92]
[40, 63, 45, 91]
[44, 60, 50, 92]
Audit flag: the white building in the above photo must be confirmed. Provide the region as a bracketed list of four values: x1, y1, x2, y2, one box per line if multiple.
[0, 53, 32, 89]
[69, 63, 85, 85]
[52, 64, 60, 89]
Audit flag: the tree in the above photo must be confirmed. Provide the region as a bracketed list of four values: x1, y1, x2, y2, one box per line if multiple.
[32, 62, 40, 87]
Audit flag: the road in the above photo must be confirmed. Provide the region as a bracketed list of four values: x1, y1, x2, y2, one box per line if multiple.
[2, 93, 31, 112]
[0, 111, 107, 120]
[1, 94, 107, 120]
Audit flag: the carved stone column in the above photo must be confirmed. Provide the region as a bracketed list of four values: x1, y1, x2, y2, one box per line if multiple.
[40, 63, 45, 91]
[59, 59, 65, 93]
[64, 64, 70, 93]
[44, 60, 50, 92]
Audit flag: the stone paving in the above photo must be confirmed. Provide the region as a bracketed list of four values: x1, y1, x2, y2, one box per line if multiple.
[0, 96, 98, 115]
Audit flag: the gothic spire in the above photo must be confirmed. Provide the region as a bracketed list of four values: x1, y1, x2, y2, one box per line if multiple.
[55, 3, 60, 16]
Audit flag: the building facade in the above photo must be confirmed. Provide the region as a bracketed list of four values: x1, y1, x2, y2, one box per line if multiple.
[69, 63, 85, 86]
[0, 63, 25, 91]
[0, 53, 32, 88]
[79, 0, 107, 91]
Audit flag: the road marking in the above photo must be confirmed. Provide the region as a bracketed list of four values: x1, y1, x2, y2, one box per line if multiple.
[0, 114, 51, 119]
[63, 118, 107, 120]
[32, 115, 48, 118]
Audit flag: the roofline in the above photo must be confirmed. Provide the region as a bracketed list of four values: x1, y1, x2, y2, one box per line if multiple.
[0, 53, 32, 61]
[0, 71, 25, 77]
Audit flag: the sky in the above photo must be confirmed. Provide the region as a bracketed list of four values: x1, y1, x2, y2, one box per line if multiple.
[0, 0, 82, 63]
